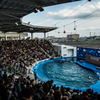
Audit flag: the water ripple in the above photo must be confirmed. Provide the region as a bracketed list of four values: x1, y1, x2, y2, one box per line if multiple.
[42, 60, 98, 88]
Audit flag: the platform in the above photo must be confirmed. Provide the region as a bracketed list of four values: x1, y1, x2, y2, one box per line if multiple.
[77, 61, 100, 93]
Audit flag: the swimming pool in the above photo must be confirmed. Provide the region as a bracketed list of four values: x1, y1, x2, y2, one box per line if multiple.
[42, 60, 98, 88]
[32, 57, 100, 93]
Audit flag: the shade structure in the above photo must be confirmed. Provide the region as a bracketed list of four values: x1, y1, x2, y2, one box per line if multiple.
[0, 0, 81, 33]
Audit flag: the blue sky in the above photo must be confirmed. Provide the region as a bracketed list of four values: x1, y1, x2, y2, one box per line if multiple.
[22, 0, 100, 38]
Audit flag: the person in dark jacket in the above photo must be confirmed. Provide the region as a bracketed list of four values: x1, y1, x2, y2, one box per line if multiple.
[0, 78, 11, 100]
[43, 80, 53, 94]
[18, 87, 35, 100]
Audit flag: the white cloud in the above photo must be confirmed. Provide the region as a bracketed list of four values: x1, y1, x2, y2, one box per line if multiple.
[34, 19, 52, 26]
[48, 8, 72, 18]
[77, 27, 100, 31]
[47, 2, 100, 20]
[23, 1, 100, 38]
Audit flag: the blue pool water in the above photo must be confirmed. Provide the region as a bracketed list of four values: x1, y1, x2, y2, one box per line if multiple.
[42, 59, 98, 88]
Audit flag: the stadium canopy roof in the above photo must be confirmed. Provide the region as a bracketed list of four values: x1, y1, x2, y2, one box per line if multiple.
[0, 0, 81, 33]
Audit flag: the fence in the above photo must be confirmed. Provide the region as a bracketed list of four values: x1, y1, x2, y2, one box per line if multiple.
[77, 47, 100, 59]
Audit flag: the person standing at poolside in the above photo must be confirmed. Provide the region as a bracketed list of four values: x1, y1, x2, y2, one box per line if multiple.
[61, 56, 63, 59]
[34, 69, 37, 84]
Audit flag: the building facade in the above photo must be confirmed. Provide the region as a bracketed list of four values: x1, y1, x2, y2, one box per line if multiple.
[52, 43, 77, 57]
[67, 34, 79, 40]
[0, 32, 28, 40]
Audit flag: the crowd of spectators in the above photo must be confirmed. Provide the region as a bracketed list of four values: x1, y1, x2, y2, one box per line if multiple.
[0, 39, 59, 75]
[0, 39, 100, 100]
[37, 39, 58, 57]
[0, 72, 100, 100]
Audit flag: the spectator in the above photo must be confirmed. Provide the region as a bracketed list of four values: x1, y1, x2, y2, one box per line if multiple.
[34, 94, 41, 100]
[54, 91, 62, 100]
[34, 69, 37, 83]
[61, 96, 68, 100]
[18, 87, 35, 100]
[3, 71, 7, 80]
[0, 78, 11, 100]
[43, 80, 53, 94]
[82, 92, 90, 100]
[0, 71, 3, 78]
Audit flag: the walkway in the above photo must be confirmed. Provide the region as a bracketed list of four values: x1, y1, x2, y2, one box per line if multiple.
[77, 61, 100, 94]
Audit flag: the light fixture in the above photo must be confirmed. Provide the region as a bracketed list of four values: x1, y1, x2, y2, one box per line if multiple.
[30, 28, 33, 30]
[15, 22, 18, 26]
[28, 22, 30, 25]
[45, 29, 49, 31]
[38, 7, 44, 12]
[33, 8, 38, 13]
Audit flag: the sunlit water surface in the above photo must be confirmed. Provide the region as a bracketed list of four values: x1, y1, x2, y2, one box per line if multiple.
[42, 59, 98, 87]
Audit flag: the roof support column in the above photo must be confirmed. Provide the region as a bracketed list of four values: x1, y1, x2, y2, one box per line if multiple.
[17, 33, 19, 40]
[19, 33, 21, 40]
[20, 34, 22, 40]
[31, 33, 33, 39]
[44, 32, 46, 39]
[5, 33, 7, 41]
[18, 33, 20, 40]
[11, 33, 13, 40]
